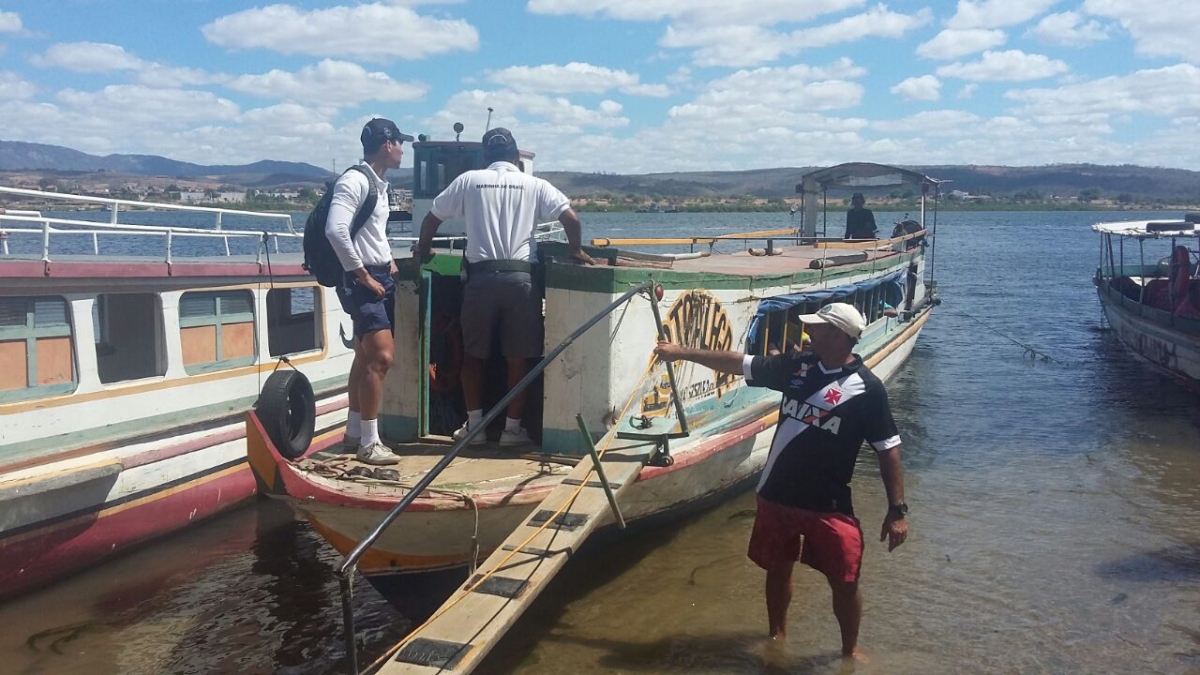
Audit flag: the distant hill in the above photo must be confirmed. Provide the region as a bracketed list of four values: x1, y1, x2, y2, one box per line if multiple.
[0, 140, 333, 182]
[3, 140, 1197, 202]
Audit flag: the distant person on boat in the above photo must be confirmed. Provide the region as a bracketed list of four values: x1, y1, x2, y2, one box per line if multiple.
[654, 302, 908, 661]
[845, 193, 878, 240]
[415, 127, 595, 448]
[326, 118, 412, 466]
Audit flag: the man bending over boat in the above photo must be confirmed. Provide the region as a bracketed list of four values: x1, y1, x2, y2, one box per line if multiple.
[416, 127, 594, 447]
[654, 302, 908, 660]
[845, 192, 878, 240]
[326, 118, 412, 466]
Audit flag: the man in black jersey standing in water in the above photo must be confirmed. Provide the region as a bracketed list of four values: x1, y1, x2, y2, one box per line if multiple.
[654, 302, 908, 661]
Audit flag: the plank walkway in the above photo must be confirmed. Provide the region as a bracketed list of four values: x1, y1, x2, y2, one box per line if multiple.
[372, 428, 666, 675]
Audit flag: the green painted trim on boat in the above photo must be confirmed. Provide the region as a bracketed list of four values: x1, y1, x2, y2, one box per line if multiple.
[0, 382, 77, 405]
[542, 250, 923, 294]
[380, 413, 419, 442]
[0, 374, 346, 466]
[396, 253, 462, 281]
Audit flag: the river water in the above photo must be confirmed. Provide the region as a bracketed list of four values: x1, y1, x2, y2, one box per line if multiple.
[3, 210, 1200, 675]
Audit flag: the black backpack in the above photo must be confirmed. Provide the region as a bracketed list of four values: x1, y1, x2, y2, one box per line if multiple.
[302, 165, 379, 287]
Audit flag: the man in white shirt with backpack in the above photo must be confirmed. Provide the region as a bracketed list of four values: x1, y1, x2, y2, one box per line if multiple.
[326, 118, 411, 465]
[415, 127, 593, 448]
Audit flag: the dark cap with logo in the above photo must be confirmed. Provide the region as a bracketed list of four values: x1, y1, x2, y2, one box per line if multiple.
[482, 127, 518, 161]
[361, 118, 413, 152]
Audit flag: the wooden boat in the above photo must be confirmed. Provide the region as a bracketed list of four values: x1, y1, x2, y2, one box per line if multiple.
[0, 188, 361, 597]
[1093, 214, 1200, 388]
[246, 162, 945, 583]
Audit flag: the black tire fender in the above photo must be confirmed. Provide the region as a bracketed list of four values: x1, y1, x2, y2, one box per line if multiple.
[256, 370, 316, 460]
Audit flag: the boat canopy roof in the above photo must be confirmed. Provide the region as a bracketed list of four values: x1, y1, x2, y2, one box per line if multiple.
[795, 162, 944, 194]
[795, 162, 944, 237]
[1092, 219, 1200, 239]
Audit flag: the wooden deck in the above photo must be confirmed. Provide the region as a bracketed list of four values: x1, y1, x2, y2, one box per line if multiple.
[371, 431, 663, 674]
[295, 440, 576, 502]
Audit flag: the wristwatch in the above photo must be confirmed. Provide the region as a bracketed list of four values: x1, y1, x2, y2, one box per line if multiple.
[888, 503, 909, 519]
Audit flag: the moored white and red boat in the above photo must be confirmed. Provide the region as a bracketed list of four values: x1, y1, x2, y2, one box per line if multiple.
[247, 161, 944, 581]
[0, 188, 358, 597]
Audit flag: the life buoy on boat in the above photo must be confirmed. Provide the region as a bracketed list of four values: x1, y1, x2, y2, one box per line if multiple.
[256, 369, 316, 460]
[1169, 245, 1192, 304]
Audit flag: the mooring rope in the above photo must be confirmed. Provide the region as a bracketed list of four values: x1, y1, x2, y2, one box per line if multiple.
[944, 310, 1063, 363]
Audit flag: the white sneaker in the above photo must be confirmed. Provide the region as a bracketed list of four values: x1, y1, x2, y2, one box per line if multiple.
[452, 421, 486, 446]
[499, 427, 534, 447]
[357, 441, 400, 465]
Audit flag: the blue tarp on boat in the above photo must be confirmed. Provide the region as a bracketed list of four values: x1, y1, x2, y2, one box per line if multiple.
[747, 268, 907, 351]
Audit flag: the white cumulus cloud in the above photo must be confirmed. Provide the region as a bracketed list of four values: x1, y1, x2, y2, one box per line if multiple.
[226, 60, 427, 105]
[201, 4, 479, 62]
[946, 0, 1062, 30]
[1082, 0, 1200, 64]
[917, 29, 1006, 60]
[937, 50, 1069, 81]
[31, 42, 222, 87]
[0, 11, 22, 33]
[487, 62, 670, 96]
[32, 42, 144, 73]
[0, 71, 35, 99]
[1026, 11, 1109, 46]
[526, 0, 865, 27]
[663, 5, 930, 67]
[892, 75, 941, 101]
[1007, 63, 1200, 118]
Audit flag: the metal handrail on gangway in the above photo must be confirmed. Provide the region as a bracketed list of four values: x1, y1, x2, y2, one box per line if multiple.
[335, 276, 690, 675]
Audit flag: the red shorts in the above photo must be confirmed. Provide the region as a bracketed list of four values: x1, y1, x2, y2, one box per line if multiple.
[748, 495, 864, 583]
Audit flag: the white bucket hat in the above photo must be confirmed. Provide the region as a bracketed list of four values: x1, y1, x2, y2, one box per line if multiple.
[798, 302, 866, 339]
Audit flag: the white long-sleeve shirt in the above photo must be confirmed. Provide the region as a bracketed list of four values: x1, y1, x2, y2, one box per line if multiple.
[324, 162, 393, 271]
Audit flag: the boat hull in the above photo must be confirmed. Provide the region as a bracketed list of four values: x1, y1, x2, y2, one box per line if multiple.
[1097, 282, 1200, 390]
[0, 392, 349, 599]
[249, 306, 931, 576]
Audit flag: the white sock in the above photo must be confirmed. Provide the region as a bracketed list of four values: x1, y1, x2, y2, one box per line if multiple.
[361, 418, 379, 447]
[505, 417, 522, 433]
[467, 409, 483, 428]
[347, 410, 362, 437]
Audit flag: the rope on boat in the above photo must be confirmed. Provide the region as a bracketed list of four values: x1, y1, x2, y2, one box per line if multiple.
[945, 310, 1062, 363]
[364, 355, 664, 672]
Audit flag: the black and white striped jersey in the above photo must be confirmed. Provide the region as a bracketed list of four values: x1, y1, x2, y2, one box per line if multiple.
[742, 351, 901, 517]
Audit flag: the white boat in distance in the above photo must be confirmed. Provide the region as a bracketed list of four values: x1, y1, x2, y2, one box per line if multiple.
[1093, 214, 1200, 389]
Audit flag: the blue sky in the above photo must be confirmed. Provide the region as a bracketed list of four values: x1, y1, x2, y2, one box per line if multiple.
[1, 0, 1198, 173]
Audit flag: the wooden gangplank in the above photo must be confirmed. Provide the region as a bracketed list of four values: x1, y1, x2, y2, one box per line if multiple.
[373, 431, 663, 675]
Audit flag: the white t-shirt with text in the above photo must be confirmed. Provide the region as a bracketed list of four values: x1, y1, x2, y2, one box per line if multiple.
[429, 161, 570, 263]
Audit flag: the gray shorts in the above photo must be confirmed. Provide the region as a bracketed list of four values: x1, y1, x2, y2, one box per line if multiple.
[461, 271, 543, 359]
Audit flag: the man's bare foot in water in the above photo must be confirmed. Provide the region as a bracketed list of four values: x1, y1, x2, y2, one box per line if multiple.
[842, 648, 869, 662]
[757, 635, 789, 668]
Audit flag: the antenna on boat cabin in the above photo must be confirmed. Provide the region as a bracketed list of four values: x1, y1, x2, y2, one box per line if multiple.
[485, 107, 494, 130]
[453, 122, 464, 141]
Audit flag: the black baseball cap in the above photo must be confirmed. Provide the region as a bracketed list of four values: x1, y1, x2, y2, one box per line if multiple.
[482, 127, 518, 160]
[361, 118, 413, 151]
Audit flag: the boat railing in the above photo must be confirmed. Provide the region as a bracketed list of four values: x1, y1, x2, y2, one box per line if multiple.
[0, 185, 300, 262]
[334, 276, 683, 675]
[591, 226, 927, 254]
[0, 186, 546, 263]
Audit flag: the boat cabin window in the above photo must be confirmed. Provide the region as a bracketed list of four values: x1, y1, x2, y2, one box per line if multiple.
[0, 296, 77, 402]
[95, 293, 167, 384]
[413, 145, 484, 199]
[178, 290, 256, 375]
[267, 286, 323, 356]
